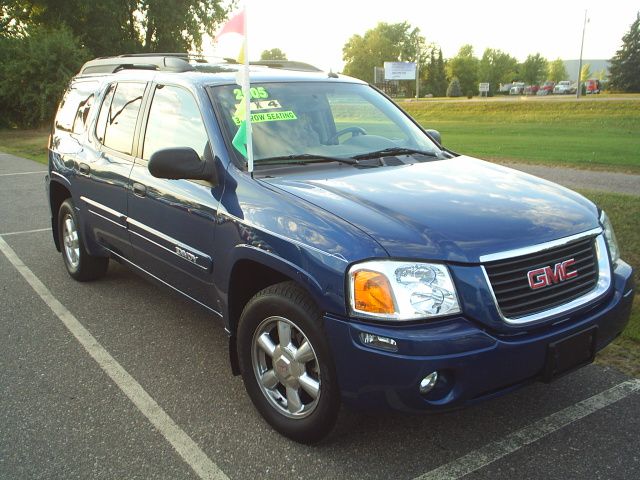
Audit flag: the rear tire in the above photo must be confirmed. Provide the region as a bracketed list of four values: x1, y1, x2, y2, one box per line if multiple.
[58, 198, 108, 281]
[238, 281, 340, 443]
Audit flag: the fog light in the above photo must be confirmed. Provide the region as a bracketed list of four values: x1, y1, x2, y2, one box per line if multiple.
[419, 371, 439, 394]
[359, 332, 398, 352]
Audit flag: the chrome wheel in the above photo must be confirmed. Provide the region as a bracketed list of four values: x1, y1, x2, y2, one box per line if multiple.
[252, 316, 321, 418]
[62, 214, 80, 270]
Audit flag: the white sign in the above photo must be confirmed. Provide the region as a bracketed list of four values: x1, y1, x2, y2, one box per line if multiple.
[384, 62, 416, 80]
[479, 83, 490, 92]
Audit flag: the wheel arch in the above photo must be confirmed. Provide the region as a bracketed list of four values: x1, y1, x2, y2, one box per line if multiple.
[49, 179, 72, 252]
[223, 246, 326, 375]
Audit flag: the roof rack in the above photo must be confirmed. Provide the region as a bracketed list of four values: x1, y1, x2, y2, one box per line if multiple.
[78, 54, 324, 75]
[249, 60, 322, 72]
[79, 54, 196, 75]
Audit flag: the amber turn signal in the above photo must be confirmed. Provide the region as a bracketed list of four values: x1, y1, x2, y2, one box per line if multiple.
[352, 270, 395, 314]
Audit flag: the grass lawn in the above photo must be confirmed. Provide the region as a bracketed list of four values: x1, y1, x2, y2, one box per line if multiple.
[0, 128, 49, 164]
[577, 190, 640, 377]
[402, 100, 640, 174]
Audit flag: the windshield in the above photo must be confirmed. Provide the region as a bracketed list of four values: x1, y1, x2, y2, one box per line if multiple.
[209, 82, 441, 165]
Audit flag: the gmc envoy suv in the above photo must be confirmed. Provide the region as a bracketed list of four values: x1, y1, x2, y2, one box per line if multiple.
[47, 54, 634, 443]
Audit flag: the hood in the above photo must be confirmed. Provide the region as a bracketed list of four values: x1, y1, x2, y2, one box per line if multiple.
[261, 157, 600, 263]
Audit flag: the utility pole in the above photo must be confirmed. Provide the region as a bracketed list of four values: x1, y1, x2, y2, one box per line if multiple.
[577, 9, 588, 99]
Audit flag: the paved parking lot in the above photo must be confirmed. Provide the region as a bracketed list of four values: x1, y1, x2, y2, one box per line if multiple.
[1, 151, 639, 480]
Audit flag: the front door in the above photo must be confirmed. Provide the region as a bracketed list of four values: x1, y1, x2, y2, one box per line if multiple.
[127, 83, 222, 310]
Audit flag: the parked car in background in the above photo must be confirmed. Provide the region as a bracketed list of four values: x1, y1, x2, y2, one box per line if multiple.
[537, 81, 555, 95]
[509, 82, 525, 95]
[498, 82, 514, 94]
[586, 79, 601, 94]
[524, 85, 540, 95]
[553, 80, 576, 94]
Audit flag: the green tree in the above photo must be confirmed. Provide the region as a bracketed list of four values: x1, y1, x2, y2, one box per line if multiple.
[520, 53, 548, 85]
[478, 48, 518, 95]
[446, 77, 462, 97]
[447, 45, 478, 96]
[343, 21, 427, 94]
[1, 0, 231, 54]
[424, 48, 448, 97]
[547, 58, 568, 82]
[260, 48, 287, 60]
[609, 12, 640, 92]
[0, 25, 88, 127]
[580, 62, 592, 82]
[594, 68, 608, 81]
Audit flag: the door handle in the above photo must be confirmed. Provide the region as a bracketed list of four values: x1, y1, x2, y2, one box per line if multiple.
[78, 162, 90, 175]
[132, 182, 147, 197]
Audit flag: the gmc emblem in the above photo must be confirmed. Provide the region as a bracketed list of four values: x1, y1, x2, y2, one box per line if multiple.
[527, 259, 578, 289]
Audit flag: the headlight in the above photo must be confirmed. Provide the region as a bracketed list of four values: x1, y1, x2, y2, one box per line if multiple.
[348, 260, 461, 321]
[600, 210, 620, 265]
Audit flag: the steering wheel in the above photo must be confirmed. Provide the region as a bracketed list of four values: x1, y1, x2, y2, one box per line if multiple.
[328, 126, 367, 144]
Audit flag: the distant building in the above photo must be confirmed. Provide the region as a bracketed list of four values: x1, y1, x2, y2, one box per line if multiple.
[562, 59, 610, 81]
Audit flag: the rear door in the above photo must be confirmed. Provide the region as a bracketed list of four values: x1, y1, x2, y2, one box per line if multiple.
[76, 81, 148, 260]
[127, 83, 222, 309]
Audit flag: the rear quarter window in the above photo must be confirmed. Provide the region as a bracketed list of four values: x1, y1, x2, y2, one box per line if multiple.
[95, 82, 146, 156]
[55, 82, 99, 134]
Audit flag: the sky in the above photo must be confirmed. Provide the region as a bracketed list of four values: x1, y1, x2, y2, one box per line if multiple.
[205, 0, 638, 72]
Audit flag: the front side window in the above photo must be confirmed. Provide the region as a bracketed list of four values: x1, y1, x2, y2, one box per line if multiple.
[143, 85, 209, 161]
[209, 82, 440, 164]
[98, 82, 146, 155]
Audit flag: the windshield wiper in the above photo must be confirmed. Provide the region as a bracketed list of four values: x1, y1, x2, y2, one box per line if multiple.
[351, 147, 439, 160]
[257, 154, 358, 166]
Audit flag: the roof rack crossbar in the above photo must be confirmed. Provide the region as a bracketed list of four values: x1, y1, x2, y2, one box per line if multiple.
[78, 55, 195, 75]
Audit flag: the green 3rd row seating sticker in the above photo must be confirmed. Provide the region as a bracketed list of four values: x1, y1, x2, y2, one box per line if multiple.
[233, 110, 298, 126]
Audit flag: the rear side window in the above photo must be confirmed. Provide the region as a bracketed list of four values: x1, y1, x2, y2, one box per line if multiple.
[142, 85, 209, 161]
[96, 82, 146, 155]
[55, 82, 98, 134]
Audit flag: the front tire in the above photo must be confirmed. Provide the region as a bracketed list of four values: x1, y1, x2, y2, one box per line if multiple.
[237, 281, 340, 443]
[58, 198, 108, 281]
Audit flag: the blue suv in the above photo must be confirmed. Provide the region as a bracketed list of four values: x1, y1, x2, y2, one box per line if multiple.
[47, 54, 635, 443]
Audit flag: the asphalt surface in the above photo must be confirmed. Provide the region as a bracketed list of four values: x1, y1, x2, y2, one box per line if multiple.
[1, 151, 639, 480]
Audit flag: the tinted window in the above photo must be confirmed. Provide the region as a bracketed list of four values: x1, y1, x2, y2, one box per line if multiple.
[209, 82, 437, 162]
[143, 85, 209, 160]
[72, 94, 94, 134]
[55, 82, 98, 133]
[95, 84, 116, 144]
[101, 82, 146, 155]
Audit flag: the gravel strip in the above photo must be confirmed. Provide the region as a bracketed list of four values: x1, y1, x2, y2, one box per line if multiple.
[503, 163, 640, 196]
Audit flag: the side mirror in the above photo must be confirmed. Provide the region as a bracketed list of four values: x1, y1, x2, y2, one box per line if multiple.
[148, 147, 217, 183]
[425, 129, 442, 145]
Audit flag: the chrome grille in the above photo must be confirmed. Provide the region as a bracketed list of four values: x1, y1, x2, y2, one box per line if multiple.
[484, 236, 599, 319]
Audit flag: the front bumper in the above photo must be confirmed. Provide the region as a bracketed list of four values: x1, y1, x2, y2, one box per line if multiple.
[324, 260, 634, 412]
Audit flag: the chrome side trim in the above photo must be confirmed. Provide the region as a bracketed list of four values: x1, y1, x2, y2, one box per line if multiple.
[479, 227, 603, 263]
[87, 209, 126, 229]
[129, 229, 210, 271]
[220, 211, 349, 263]
[482, 234, 611, 325]
[80, 196, 126, 221]
[51, 170, 71, 185]
[106, 248, 222, 318]
[126, 217, 211, 270]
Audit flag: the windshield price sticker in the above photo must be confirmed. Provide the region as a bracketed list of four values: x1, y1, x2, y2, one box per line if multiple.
[234, 87, 270, 100]
[233, 110, 298, 126]
[250, 99, 282, 110]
